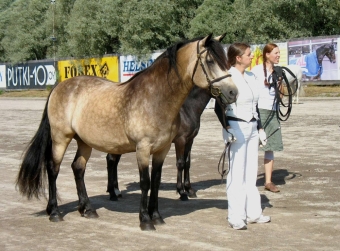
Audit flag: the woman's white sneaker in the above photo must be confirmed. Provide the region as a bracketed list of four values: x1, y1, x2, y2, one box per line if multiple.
[247, 215, 271, 224]
[229, 221, 247, 230]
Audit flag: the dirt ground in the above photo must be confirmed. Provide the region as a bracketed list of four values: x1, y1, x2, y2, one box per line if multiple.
[0, 97, 339, 251]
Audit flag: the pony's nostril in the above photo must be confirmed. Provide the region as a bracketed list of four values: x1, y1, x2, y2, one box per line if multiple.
[229, 90, 237, 97]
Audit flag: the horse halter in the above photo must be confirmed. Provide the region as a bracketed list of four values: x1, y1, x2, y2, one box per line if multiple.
[191, 40, 232, 101]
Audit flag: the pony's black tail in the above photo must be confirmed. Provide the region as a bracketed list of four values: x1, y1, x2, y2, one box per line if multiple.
[16, 99, 52, 199]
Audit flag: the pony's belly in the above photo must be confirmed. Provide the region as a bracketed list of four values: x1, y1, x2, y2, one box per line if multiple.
[82, 136, 136, 155]
[93, 144, 136, 155]
[88, 138, 172, 155]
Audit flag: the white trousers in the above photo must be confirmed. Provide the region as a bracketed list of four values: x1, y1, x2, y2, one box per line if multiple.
[223, 120, 262, 224]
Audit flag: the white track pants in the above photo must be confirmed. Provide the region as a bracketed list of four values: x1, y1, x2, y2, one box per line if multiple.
[223, 120, 262, 224]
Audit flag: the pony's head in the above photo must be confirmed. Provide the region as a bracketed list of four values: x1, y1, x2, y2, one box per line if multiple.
[326, 40, 336, 63]
[317, 40, 336, 64]
[189, 34, 238, 104]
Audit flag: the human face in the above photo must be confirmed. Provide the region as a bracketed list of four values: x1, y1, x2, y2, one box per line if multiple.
[236, 47, 253, 69]
[266, 47, 280, 64]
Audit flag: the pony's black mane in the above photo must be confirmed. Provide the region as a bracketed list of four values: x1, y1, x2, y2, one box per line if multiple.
[121, 35, 227, 84]
[317, 43, 335, 53]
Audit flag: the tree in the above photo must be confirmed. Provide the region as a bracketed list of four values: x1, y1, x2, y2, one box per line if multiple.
[118, 0, 178, 56]
[45, 0, 77, 60]
[0, 0, 50, 63]
[189, 0, 340, 44]
[62, 0, 107, 58]
[188, 0, 235, 42]
[0, 0, 16, 61]
[0, 0, 339, 63]
[119, 0, 203, 56]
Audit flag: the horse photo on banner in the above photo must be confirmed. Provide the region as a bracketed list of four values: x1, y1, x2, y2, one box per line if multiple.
[288, 36, 339, 81]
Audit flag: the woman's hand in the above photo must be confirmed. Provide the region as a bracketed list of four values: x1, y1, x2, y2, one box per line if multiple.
[259, 129, 267, 146]
[225, 127, 236, 143]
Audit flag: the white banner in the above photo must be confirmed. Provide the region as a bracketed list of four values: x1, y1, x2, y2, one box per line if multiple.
[0, 65, 6, 88]
[119, 52, 163, 82]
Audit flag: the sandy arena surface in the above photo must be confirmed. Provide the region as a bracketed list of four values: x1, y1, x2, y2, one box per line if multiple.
[0, 97, 339, 251]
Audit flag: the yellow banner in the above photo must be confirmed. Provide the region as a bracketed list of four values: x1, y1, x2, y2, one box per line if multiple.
[58, 56, 119, 82]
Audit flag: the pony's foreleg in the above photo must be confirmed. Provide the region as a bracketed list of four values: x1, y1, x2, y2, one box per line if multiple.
[136, 147, 154, 231]
[183, 140, 197, 198]
[296, 79, 302, 104]
[71, 139, 98, 218]
[106, 153, 122, 201]
[293, 78, 301, 104]
[148, 145, 171, 226]
[174, 139, 188, 201]
[295, 87, 300, 104]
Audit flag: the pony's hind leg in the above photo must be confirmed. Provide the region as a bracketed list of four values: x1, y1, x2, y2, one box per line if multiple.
[46, 141, 71, 222]
[72, 138, 98, 218]
[174, 139, 189, 201]
[106, 153, 122, 201]
[46, 159, 63, 222]
[183, 140, 197, 198]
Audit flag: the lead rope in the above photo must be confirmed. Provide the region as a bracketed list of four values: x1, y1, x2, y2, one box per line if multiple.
[215, 96, 232, 184]
[217, 142, 231, 184]
[262, 66, 297, 128]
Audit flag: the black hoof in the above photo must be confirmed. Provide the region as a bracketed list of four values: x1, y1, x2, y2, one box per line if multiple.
[83, 210, 99, 219]
[109, 194, 118, 201]
[152, 218, 165, 225]
[49, 213, 63, 222]
[186, 188, 197, 198]
[140, 222, 156, 231]
[188, 191, 197, 198]
[179, 193, 189, 201]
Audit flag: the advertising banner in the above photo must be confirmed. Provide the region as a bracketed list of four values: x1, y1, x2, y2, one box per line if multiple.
[288, 36, 339, 80]
[6, 61, 56, 89]
[58, 56, 119, 82]
[119, 52, 163, 82]
[0, 65, 6, 88]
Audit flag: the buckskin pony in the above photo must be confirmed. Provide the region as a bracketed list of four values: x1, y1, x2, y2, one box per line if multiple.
[16, 34, 238, 231]
[106, 85, 214, 202]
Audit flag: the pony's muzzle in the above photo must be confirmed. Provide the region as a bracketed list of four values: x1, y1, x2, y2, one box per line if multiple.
[221, 88, 238, 104]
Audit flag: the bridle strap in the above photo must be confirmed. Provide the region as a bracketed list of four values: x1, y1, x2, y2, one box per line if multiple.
[191, 40, 231, 91]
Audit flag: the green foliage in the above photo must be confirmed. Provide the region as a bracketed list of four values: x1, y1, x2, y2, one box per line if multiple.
[0, 0, 50, 63]
[119, 0, 203, 56]
[0, 0, 339, 63]
[187, 0, 235, 41]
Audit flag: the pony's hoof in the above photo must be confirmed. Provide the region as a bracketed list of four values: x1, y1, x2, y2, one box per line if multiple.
[179, 193, 189, 201]
[49, 213, 63, 222]
[109, 194, 118, 201]
[114, 188, 122, 198]
[83, 210, 99, 219]
[188, 190, 197, 198]
[152, 217, 165, 225]
[140, 222, 156, 231]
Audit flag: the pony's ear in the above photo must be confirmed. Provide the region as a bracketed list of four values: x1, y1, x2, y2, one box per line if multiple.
[200, 34, 213, 48]
[214, 33, 226, 42]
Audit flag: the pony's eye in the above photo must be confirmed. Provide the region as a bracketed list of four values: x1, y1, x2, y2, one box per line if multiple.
[206, 59, 214, 65]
